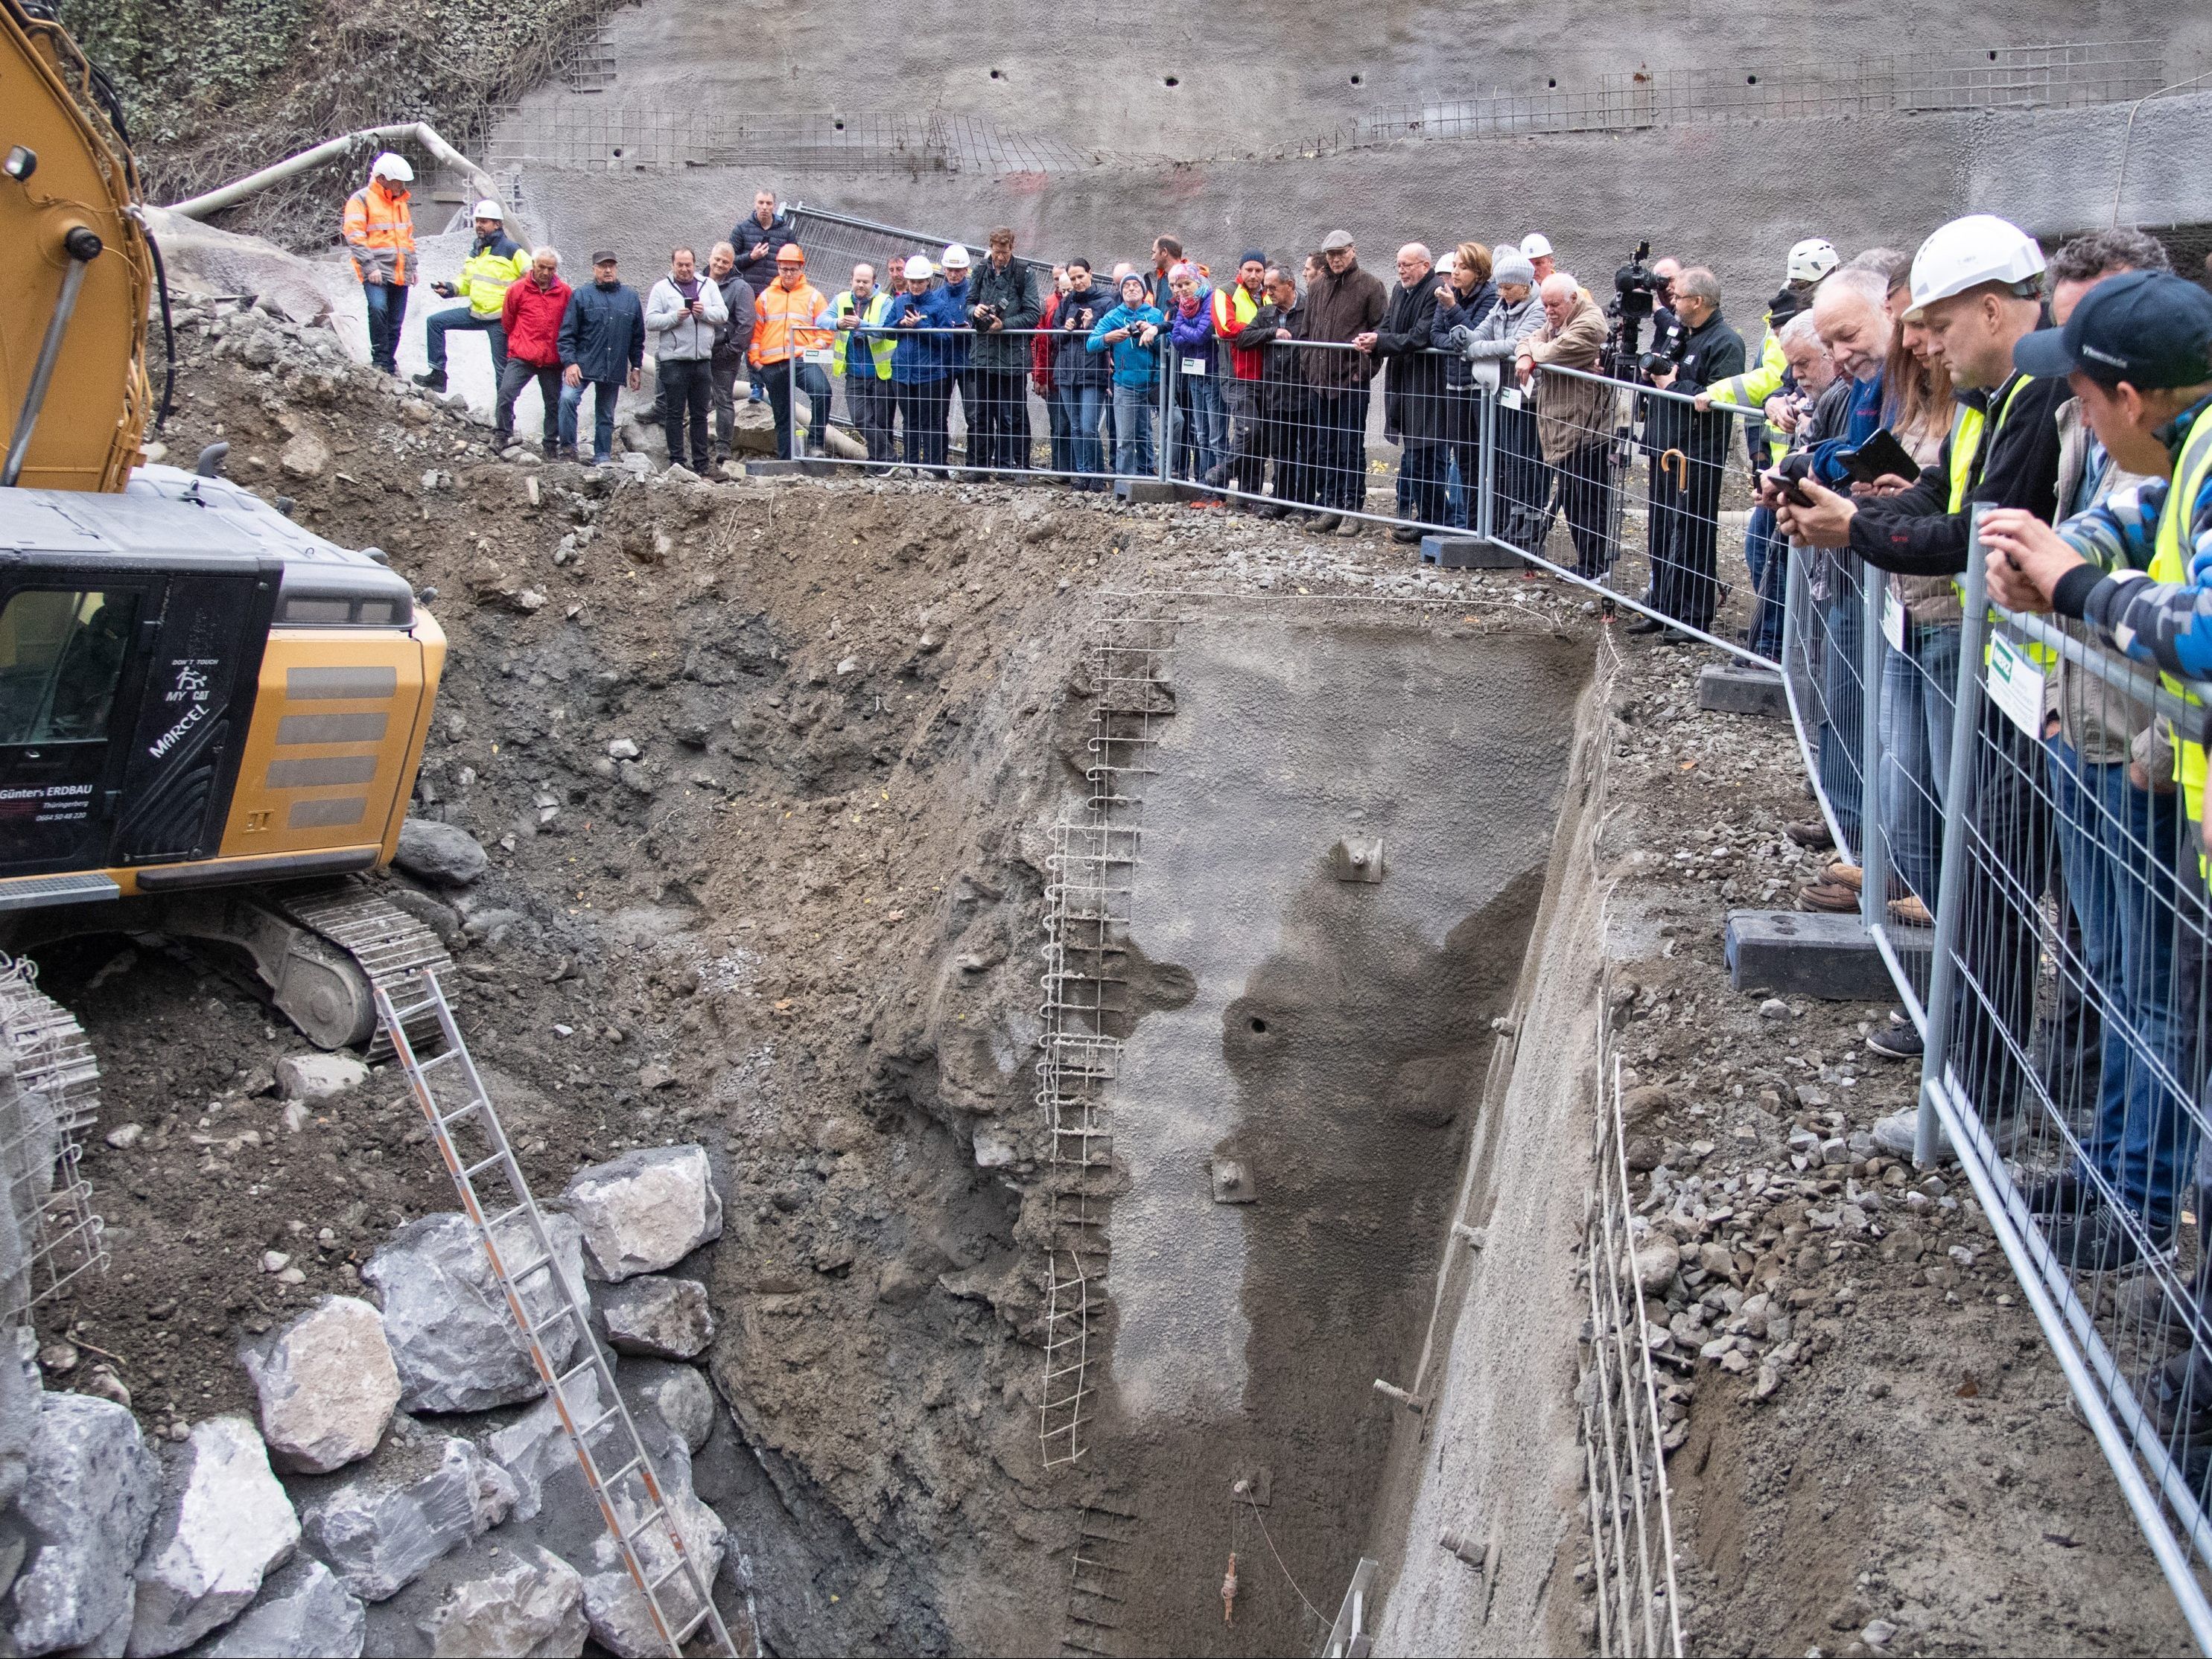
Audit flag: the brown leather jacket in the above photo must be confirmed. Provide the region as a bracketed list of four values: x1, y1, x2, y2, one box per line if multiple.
[1524, 291, 1615, 462]
[1300, 260, 1386, 391]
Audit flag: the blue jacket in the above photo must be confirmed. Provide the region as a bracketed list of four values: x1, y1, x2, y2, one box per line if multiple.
[1166, 299, 1216, 373]
[1431, 281, 1499, 392]
[938, 276, 975, 373]
[1087, 304, 1165, 389]
[559, 280, 645, 383]
[872, 287, 967, 383]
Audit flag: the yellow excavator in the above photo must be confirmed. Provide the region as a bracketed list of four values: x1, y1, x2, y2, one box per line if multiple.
[0, 0, 452, 1125]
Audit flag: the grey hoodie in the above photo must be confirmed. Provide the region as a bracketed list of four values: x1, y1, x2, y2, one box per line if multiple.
[644, 273, 729, 363]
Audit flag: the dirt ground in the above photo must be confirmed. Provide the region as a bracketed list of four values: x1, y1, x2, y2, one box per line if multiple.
[16, 304, 2193, 1654]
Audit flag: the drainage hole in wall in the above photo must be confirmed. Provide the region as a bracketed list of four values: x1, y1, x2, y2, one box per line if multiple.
[1250, 1017, 1268, 1034]
[1164, 76, 1180, 87]
[989, 69, 1002, 79]
[1350, 73, 1362, 86]
[1747, 74, 1758, 85]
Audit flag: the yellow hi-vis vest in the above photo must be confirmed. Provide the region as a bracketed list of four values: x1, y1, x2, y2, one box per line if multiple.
[833, 290, 894, 378]
[2147, 404, 2212, 830]
[1948, 374, 2054, 668]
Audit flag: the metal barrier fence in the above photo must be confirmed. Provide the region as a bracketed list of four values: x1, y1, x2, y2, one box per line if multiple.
[717, 287, 1773, 652]
[1779, 515, 2212, 1648]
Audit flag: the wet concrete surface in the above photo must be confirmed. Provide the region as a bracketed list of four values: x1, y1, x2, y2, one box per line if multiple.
[1096, 611, 1589, 1653]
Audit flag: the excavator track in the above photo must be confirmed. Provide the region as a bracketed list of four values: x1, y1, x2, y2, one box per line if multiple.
[268, 879, 455, 1060]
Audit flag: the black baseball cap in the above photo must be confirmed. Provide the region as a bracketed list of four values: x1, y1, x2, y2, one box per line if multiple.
[2015, 270, 2212, 388]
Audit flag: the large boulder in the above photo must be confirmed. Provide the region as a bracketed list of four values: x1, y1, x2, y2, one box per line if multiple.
[597, 1277, 714, 1360]
[199, 1558, 364, 1658]
[559, 1147, 722, 1281]
[5, 1392, 160, 1656]
[295, 1418, 516, 1603]
[242, 1296, 401, 1474]
[623, 1361, 716, 1455]
[483, 1366, 613, 1526]
[393, 821, 489, 888]
[361, 1213, 587, 1413]
[363, 1538, 585, 1659]
[576, 1437, 726, 1659]
[127, 1416, 299, 1657]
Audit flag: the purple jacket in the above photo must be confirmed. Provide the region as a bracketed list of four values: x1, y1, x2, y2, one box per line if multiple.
[1167, 297, 1216, 370]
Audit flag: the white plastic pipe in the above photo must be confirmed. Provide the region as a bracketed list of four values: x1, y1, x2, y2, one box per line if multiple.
[164, 123, 500, 223]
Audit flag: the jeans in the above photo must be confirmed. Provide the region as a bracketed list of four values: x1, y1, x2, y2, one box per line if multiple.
[558, 378, 623, 460]
[1744, 505, 1787, 659]
[1818, 593, 1864, 851]
[1311, 387, 1370, 512]
[1441, 389, 1484, 531]
[658, 357, 714, 471]
[495, 360, 561, 448]
[1878, 621, 1959, 907]
[424, 307, 506, 375]
[898, 378, 950, 472]
[1397, 441, 1448, 529]
[1046, 380, 1073, 474]
[848, 373, 896, 464]
[765, 359, 832, 458]
[1172, 369, 1227, 483]
[2046, 738, 2194, 1232]
[363, 279, 409, 372]
[1058, 383, 1107, 487]
[1111, 383, 1156, 477]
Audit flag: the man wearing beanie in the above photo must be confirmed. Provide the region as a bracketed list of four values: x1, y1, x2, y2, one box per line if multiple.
[1213, 250, 1274, 500]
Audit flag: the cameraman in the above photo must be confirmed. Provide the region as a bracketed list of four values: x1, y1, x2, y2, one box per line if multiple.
[1630, 267, 1746, 640]
[967, 227, 1040, 474]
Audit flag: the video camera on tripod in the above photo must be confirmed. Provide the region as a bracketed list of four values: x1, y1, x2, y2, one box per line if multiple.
[1602, 241, 1677, 381]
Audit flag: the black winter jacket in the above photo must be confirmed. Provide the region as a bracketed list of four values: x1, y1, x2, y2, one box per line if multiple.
[965, 257, 1041, 372]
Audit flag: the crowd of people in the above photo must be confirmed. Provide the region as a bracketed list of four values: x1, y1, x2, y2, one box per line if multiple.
[339, 153, 2212, 1456]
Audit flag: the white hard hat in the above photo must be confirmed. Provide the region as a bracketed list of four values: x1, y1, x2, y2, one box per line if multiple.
[1786, 237, 1839, 285]
[369, 151, 414, 183]
[903, 255, 934, 281]
[1908, 214, 2045, 315]
[471, 197, 505, 221]
[941, 243, 970, 268]
[1519, 233, 1553, 259]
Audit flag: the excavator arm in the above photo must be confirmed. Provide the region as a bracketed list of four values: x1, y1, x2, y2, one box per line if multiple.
[0, 0, 151, 493]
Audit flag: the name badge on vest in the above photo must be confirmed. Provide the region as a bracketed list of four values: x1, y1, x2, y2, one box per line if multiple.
[1986, 633, 2046, 740]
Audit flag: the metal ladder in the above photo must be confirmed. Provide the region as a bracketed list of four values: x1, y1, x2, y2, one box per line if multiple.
[374, 969, 741, 1659]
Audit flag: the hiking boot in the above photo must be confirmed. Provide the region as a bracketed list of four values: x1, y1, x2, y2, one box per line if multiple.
[1309, 513, 1342, 534]
[556, 445, 580, 464]
[2015, 1168, 2090, 1217]
[1785, 818, 1834, 850]
[1798, 877, 1859, 913]
[1259, 503, 1288, 520]
[1624, 615, 1664, 636]
[541, 438, 559, 459]
[1390, 524, 1424, 544]
[493, 429, 514, 454]
[2043, 1204, 2149, 1274]
[2136, 1352, 2212, 1445]
[1336, 518, 1364, 538]
[1825, 860, 1863, 892]
[411, 369, 448, 392]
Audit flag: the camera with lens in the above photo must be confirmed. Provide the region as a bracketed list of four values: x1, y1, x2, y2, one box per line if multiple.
[1612, 241, 1667, 319]
[1639, 348, 1678, 379]
[972, 301, 1002, 328]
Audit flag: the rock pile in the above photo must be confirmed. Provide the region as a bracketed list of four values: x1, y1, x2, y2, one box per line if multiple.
[1, 1147, 733, 1658]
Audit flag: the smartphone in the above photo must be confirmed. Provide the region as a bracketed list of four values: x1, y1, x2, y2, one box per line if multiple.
[1843, 428, 1919, 486]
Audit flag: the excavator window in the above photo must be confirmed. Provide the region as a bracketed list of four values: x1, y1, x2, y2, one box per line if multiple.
[0, 588, 139, 746]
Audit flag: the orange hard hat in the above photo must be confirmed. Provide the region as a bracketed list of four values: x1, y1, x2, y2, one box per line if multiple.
[775, 243, 805, 264]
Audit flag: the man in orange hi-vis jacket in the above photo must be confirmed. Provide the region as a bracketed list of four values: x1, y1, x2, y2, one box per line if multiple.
[345, 152, 418, 375]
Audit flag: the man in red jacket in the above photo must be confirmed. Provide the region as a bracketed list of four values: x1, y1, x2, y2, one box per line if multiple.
[1213, 250, 1270, 497]
[497, 247, 572, 456]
